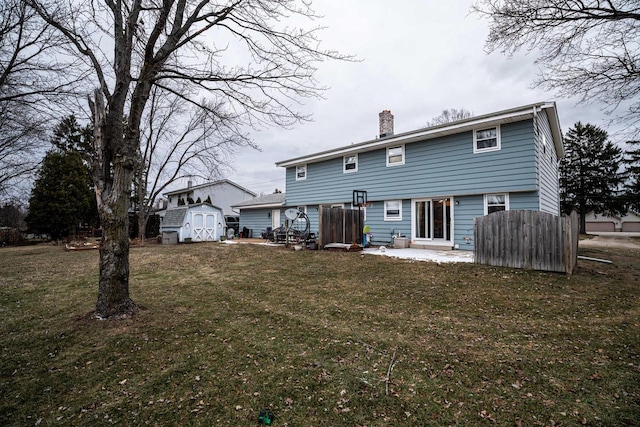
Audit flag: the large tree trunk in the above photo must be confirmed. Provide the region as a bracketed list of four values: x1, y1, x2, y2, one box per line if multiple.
[95, 161, 137, 318]
[90, 89, 138, 319]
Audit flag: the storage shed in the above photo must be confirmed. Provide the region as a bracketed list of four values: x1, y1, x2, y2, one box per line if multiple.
[160, 203, 225, 243]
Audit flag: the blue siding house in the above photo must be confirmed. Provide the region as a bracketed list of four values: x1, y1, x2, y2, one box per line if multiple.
[231, 193, 286, 238]
[275, 102, 564, 250]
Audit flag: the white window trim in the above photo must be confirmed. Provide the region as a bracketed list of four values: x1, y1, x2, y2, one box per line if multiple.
[473, 125, 501, 154]
[384, 200, 403, 221]
[542, 133, 550, 159]
[331, 203, 344, 208]
[386, 145, 405, 167]
[295, 164, 307, 181]
[484, 193, 509, 215]
[343, 154, 358, 173]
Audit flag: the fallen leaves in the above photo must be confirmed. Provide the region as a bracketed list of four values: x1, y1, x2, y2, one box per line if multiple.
[480, 409, 496, 423]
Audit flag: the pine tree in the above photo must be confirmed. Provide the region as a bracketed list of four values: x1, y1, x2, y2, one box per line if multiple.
[623, 140, 640, 213]
[50, 115, 93, 155]
[560, 122, 624, 234]
[26, 117, 98, 240]
[26, 151, 95, 240]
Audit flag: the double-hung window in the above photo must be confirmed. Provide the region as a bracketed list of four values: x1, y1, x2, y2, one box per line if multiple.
[343, 154, 358, 173]
[474, 126, 501, 153]
[484, 193, 509, 215]
[384, 200, 402, 221]
[386, 145, 405, 166]
[296, 164, 307, 181]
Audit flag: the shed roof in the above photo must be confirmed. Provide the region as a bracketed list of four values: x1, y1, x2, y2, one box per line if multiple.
[162, 207, 188, 227]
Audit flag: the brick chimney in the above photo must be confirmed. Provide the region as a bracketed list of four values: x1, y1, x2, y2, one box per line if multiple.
[379, 110, 394, 137]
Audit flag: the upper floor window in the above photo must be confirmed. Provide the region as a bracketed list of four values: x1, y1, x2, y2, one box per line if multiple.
[474, 126, 501, 153]
[387, 145, 405, 166]
[484, 193, 509, 215]
[384, 200, 402, 221]
[296, 164, 307, 181]
[344, 154, 358, 173]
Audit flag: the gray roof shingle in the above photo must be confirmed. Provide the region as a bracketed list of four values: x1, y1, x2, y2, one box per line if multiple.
[162, 207, 188, 227]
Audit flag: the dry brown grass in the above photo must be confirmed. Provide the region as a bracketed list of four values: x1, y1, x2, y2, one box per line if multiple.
[1, 242, 639, 426]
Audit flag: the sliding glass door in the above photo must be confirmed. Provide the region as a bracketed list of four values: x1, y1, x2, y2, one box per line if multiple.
[413, 198, 451, 242]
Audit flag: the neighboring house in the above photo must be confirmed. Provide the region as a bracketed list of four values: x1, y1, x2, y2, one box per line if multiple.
[274, 102, 564, 250]
[585, 211, 640, 233]
[231, 193, 286, 238]
[160, 202, 225, 243]
[163, 179, 256, 216]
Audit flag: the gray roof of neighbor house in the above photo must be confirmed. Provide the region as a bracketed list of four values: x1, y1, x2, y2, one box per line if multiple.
[275, 102, 563, 167]
[162, 207, 188, 227]
[163, 179, 256, 197]
[232, 193, 286, 209]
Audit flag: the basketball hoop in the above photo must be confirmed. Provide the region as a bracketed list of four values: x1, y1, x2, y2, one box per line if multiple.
[360, 201, 373, 208]
[352, 190, 367, 207]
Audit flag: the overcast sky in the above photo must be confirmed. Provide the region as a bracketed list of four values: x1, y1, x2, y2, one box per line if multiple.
[192, 1, 616, 196]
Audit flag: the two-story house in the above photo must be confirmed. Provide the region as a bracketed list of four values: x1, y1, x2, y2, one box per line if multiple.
[163, 179, 256, 216]
[274, 102, 564, 250]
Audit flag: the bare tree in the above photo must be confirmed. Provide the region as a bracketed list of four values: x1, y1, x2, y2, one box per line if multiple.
[134, 86, 254, 241]
[0, 102, 45, 199]
[426, 108, 473, 127]
[28, 0, 350, 318]
[472, 1, 640, 135]
[0, 0, 83, 199]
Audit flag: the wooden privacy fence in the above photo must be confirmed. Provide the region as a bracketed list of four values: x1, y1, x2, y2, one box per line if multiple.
[474, 210, 578, 274]
[318, 206, 364, 248]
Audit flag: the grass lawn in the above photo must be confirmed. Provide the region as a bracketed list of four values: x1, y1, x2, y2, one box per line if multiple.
[1, 242, 639, 426]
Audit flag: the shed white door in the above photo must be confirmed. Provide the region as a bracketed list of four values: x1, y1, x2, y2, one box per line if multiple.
[192, 212, 218, 241]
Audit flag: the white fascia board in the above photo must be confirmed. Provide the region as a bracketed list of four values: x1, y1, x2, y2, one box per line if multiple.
[276, 107, 539, 168]
[235, 203, 284, 210]
[540, 103, 564, 158]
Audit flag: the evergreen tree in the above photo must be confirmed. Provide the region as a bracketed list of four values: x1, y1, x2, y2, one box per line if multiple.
[623, 140, 640, 213]
[50, 115, 93, 155]
[26, 151, 96, 240]
[560, 122, 624, 234]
